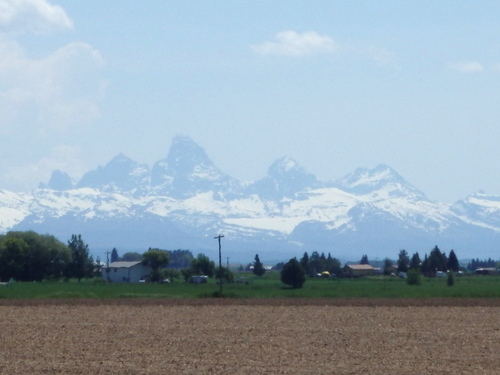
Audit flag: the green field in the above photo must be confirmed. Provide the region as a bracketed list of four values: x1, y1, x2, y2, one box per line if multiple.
[1, 271, 500, 299]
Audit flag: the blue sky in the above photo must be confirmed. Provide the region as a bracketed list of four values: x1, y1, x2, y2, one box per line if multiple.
[1, 0, 499, 203]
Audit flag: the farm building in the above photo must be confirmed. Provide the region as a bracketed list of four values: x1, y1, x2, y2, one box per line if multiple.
[475, 268, 499, 275]
[344, 264, 376, 277]
[102, 261, 152, 283]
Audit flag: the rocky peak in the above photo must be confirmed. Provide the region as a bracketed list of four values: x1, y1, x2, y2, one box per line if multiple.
[46, 170, 73, 190]
[151, 135, 243, 199]
[337, 164, 426, 200]
[249, 157, 318, 200]
[76, 153, 150, 196]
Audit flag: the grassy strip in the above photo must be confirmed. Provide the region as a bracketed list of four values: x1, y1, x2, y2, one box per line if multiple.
[1, 272, 500, 299]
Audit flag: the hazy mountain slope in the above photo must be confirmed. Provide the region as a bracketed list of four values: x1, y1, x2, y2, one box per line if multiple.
[1, 136, 500, 261]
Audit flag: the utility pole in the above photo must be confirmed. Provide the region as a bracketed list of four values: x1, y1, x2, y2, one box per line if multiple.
[214, 234, 224, 295]
[105, 250, 111, 281]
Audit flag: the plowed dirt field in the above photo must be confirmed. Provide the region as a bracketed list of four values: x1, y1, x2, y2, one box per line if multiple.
[1, 299, 499, 374]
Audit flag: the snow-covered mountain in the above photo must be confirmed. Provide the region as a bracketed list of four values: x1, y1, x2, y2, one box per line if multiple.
[2, 135, 500, 262]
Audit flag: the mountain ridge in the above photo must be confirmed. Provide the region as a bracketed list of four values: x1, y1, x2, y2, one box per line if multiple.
[1, 135, 500, 262]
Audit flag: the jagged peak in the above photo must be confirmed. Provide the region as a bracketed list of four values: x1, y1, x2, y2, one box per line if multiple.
[340, 164, 402, 187]
[105, 153, 136, 168]
[337, 164, 426, 199]
[166, 135, 214, 173]
[268, 157, 301, 175]
[45, 169, 73, 191]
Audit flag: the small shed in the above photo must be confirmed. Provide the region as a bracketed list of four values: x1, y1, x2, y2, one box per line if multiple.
[344, 264, 375, 277]
[102, 261, 152, 283]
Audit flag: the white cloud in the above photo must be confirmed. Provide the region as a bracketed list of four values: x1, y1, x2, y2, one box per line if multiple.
[0, 0, 73, 34]
[0, 0, 105, 134]
[2, 144, 85, 191]
[448, 61, 485, 73]
[0, 39, 106, 132]
[252, 30, 337, 57]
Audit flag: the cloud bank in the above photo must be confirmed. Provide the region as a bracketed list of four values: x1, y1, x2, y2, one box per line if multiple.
[0, 0, 73, 33]
[252, 30, 337, 57]
[0, 0, 105, 132]
[0, 0, 105, 191]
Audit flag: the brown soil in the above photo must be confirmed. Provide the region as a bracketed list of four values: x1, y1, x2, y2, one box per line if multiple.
[1, 299, 499, 374]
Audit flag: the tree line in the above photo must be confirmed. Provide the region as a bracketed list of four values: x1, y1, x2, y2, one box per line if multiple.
[0, 232, 95, 282]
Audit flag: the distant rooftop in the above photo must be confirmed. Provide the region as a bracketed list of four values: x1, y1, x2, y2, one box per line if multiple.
[107, 261, 142, 268]
[346, 264, 374, 270]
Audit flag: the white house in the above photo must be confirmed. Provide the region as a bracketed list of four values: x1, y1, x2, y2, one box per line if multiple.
[102, 261, 152, 283]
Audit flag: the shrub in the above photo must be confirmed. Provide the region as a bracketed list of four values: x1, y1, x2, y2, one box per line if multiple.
[447, 271, 455, 287]
[406, 268, 421, 285]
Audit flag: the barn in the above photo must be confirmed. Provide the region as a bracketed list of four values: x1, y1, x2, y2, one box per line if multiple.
[102, 261, 152, 283]
[344, 264, 376, 277]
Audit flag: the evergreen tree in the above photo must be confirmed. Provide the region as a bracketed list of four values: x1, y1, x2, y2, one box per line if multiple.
[447, 250, 460, 272]
[383, 258, 393, 276]
[299, 252, 310, 276]
[410, 252, 421, 269]
[252, 254, 266, 276]
[428, 246, 447, 273]
[325, 253, 342, 276]
[420, 254, 430, 275]
[66, 234, 94, 282]
[110, 248, 119, 263]
[309, 251, 322, 276]
[360, 254, 369, 265]
[397, 249, 410, 273]
[281, 258, 306, 289]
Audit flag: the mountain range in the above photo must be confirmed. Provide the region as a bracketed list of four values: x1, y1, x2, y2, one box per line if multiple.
[1, 135, 499, 263]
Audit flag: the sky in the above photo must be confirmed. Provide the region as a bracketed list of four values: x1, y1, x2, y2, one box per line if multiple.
[1, 0, 500, 203]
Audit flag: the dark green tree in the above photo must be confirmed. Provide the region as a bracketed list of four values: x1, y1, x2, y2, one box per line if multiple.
[215, 266, 234, 283]
[0, 238, 29, 281]
[428, 246, 447, 273]
[447, 250, 459, 272]
[360, 254, 369, 265]
[191, 253, 215, 277]
[181, 268, 193, 282]
[142, 248, 170, 282]
[325, 253, 342, 277]
[252, 254, 266, 277]
[383, 258, 394, 276]
[420, 254, 431, 275]
[110, 248, 119, 263]
[280, 258, 306, 289]
[299, 252, 310, 276]
[309, 251, 323, 276]
[167, 249, 194, 269]
[66, 234, 94, 282]
[0, 231, 70, 281]
[409, 252, 421, 269]
[397, 249, 410, 273]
